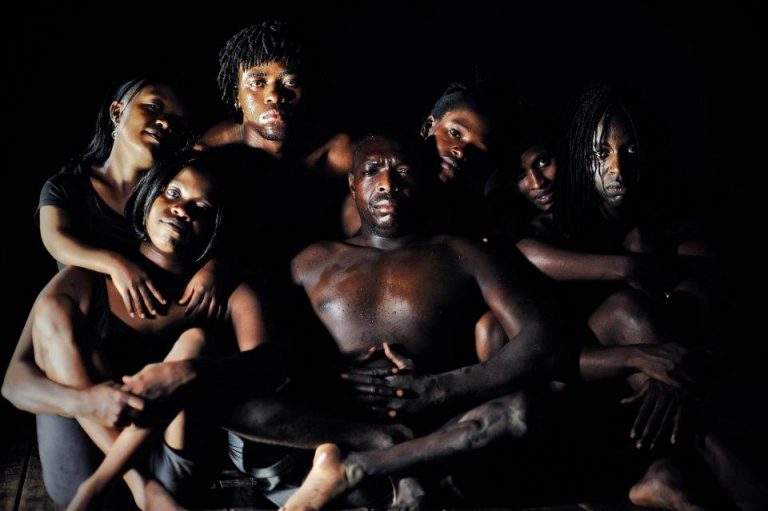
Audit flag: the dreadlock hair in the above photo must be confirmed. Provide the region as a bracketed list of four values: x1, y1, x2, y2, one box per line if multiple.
[63, 77, 192, 175]
[217, 20, 304, 119]
[126, 149, 225, 264]
[553, 84, 641, 245]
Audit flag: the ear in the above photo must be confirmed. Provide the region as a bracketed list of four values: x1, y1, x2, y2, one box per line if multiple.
[348, 172, 356, 197]
[420, 116, 435, 139]
[109, 101, 124, 126]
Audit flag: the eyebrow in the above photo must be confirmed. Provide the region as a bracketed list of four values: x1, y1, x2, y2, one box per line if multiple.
[244, 70, 299, 78]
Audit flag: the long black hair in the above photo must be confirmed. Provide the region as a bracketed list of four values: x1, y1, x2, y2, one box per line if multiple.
[126, 150, 225, 264]
[554, 85, 642, 245]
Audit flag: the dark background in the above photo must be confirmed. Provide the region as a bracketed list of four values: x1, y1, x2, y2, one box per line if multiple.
[2, 0, 765, 468]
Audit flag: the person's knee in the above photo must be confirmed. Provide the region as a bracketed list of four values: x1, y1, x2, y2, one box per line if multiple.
[167, 327, 210, 361]
[475, 311, 507, 362]
[32, 295, 80, 369]
[591, 288, 657, 344]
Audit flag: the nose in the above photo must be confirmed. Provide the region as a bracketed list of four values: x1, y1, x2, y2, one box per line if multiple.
[377, 170, 399, 192]
[264, 82, 288, 105]
[170, 202, 190, 221]
[450, 144, 465, 161]
[605, 153, 623, 178]
[525, 168, 546, 190]
[155, 116, 170, 132]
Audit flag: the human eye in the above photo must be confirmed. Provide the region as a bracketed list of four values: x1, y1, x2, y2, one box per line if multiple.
[448, 128, 462, 139]
[534, 154, 552, 169]
[593, 148, 609, 159]
[164, 186, 181, 199]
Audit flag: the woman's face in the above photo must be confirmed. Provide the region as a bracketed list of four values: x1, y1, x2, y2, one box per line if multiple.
[516, 145, 556, 212]
[111, 84, 187, 162]
[591, 112, 638, 210]
[145, 166, 217, 260]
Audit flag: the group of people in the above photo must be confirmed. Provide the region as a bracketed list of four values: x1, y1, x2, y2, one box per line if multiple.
[2, 20, 764, 511]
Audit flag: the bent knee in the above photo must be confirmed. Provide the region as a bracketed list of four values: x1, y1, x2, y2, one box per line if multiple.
[166, 327, 211, 361]
[475, 311, 507, 362]
[591, 289, 658, 342]
[32, 295, 82, 367]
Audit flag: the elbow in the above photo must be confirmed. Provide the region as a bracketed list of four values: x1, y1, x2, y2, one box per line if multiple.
[2, 371, 22, 409]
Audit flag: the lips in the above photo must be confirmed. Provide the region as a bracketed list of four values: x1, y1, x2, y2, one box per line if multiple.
[259, 110, 284, 123]
[161, 217, 188, 237]
[143, 128, 166, 144]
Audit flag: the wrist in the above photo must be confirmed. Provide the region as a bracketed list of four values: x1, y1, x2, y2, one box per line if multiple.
[69, 387, 91, 417]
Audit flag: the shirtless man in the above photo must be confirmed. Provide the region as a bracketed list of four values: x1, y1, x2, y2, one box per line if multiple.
[202, 20, 353, 260]
[279, 133, 568, 510]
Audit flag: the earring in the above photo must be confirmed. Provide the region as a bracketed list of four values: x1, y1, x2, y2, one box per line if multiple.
[111, 129, 118, 140]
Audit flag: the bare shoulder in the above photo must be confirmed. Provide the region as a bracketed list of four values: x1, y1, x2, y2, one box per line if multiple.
[305, 132, 354, 176]
[291, 240, 347, 285]
[201, 121, 243, 148]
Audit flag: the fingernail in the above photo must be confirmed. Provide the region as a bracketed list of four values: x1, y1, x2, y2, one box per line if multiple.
[396, 389, 404, 397]
[388, 410, 397, 418]
[340, 373, 349, 379]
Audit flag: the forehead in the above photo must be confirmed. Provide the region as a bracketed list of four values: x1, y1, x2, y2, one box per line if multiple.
[596, 111, 633, 141]
[239, 60, 297, 78]
[356, 139, 408, 164]
[132, 84, 185, 114]
[438, 107, 491, 135]
[169, 167, 215, 198]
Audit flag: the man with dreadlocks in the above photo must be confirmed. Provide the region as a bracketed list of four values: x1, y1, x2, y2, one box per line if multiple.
[202, 21, 352, 256]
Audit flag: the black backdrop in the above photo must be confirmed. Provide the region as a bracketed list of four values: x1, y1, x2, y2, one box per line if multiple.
[2, 0, 765, 462]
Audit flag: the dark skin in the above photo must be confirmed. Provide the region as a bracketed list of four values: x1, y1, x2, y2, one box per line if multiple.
[3, 167, 267, 510]
[201, 60, 352, 177]
[280, 136, 564, 511]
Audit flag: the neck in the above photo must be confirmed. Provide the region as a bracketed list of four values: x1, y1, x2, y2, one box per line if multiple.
[100, 147, 151, 193]
[357, 225, 420, 250]
[242, 123, 286, 158]
[138, 242, 188, 276]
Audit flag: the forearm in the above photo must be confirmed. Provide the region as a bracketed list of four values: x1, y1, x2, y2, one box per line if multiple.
[85, 425, 151, 490]
[517, 238, 629, 281]
[2, 361, 83, 417]
[433, 326, 562, 406]
[42, 229, 120, 275]
[579, 345, 639, 381]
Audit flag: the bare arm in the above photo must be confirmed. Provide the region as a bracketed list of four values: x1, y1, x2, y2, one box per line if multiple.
[40, 205, 165, 318]
[516, 237, 630, 281]
[2, 269, 144, 423]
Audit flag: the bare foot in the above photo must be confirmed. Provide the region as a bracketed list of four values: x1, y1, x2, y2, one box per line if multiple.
[280, 444, 358, 511]
[391, 477, 427, 511]
[145, 480, 185, 511]
[629, 458, 704, 511]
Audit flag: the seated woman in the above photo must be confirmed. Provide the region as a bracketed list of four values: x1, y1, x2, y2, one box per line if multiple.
[38, 77, 227, 320]
[477, 87, 761, 510]
[3, 151, 277, 509]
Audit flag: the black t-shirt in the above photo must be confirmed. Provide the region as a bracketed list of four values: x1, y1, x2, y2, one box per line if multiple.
[38, 170, 139, 269]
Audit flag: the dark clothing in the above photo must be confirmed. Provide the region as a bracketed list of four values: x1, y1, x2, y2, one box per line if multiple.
[38, 169, 138, 270]
[36, 414, 205, 507]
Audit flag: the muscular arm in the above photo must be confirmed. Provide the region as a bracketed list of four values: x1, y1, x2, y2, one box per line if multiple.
[2, 269, 142, 422]
[516, 237, 631, 281]
[428, 240, 571, 406]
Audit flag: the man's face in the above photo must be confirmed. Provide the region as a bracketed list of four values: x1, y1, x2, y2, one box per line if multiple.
[422, 106, 491, 186]
[591, 112, 638, 210]
[350, 138, 419, 237]
[237, 60, 303, 141]
[517, 145, 556, 212]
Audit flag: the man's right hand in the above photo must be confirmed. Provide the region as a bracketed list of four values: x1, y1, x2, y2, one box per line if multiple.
[76, 382, 145, 428]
